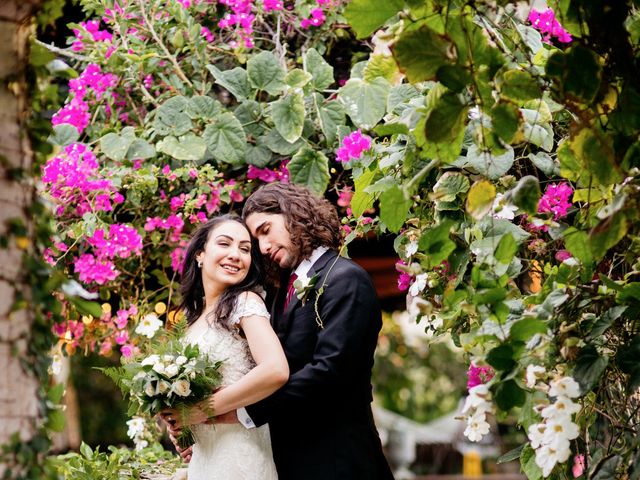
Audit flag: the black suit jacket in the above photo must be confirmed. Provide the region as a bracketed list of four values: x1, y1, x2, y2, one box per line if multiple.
[246, 250, 394, 480]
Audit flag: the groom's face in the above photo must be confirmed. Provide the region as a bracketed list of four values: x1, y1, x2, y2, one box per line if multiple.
[245, 212, 299, 270]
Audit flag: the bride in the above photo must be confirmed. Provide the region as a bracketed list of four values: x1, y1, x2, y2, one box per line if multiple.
[160, 214, 288, 480]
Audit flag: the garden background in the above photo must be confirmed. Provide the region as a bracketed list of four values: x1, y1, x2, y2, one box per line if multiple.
[1, 0, 639, 478]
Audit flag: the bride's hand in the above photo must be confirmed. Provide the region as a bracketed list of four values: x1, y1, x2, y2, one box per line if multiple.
[160, 403, 210, 429]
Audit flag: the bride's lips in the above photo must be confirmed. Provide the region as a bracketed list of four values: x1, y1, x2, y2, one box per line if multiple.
[220, 263, 241, 274]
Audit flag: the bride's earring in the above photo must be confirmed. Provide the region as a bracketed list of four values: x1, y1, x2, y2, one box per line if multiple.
[197, 259, 203, 268]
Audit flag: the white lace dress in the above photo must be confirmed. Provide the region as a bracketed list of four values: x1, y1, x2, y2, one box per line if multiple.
[181, 295, 278, 480]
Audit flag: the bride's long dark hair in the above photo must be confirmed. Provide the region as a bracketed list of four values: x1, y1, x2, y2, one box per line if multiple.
[178, 214, 264, 329]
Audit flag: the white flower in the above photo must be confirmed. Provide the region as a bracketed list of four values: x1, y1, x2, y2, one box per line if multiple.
[464, 411, 491, 442]
[164, 363, 179, 378]
[126, 417, 146, 438]
[50, 353, 63, 376]
[175, 355, 188, 366]
[535, 443, 571, 477]
[141, 354, 160, 366]
[549, 376, 580, 398]
[152, 362, 166, 375]
[526, 364, 546, 388]
[172, 379, 192, 397]
[156, 380, 171, 395]
[134, 439, 148, 451]
[541, 396, 581, 420]
[133, 371, 146, 381]
[543, 417, 579, 443]
[144, 381, 156, 396]
[162, 354, 175, 362]
[409, 273, 428, 297]
[527, 423, 547, 449]
[405, 240, 418, 257]
[491, 193, 518, 220]
[135, 313, 163, 339]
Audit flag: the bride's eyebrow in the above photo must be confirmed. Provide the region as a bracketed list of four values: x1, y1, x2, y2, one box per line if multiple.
[215, 234, 251, 244]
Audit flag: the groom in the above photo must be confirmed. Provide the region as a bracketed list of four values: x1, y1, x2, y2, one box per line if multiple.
[237, 182, 393, 479]
[172, 182, 394, 479]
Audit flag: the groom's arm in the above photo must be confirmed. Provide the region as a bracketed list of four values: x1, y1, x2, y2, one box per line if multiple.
[244, 261, 381, 427]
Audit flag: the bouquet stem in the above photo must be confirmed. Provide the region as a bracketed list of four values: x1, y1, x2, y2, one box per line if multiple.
[176, 428, 195, 449]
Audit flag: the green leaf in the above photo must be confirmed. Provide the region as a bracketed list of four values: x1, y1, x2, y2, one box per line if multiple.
[207, 65, 252, 101]
[497, 444, 525, 464]
[156, 134, 207, 161]
[509, 175, 541, 215]
[380, 185, 412, 233]
[126, 139, 156, 160]
[262, 129, 306, 155]
[589, 212, 629, 260]
[80, 442, 93, 460]
[285, 68, 312, 88]
[234, 100, 263, 137]
[270, 93, 305, 143]
[363, 54, 400, 83]
[287, 147, 330, 195]
[245, 144, 272, 168]
[528, 152, 559, 176]
[523, 122, 554, 152]
[436, 64, 471, 93]
[520, 445, 543, 480]
[247, 51, 285, 96]
[573, 344, 608, 394]
[392, 24, 457, 83]
[47, 409, 66, 432]
[494, 379, 526, 410]
[49, 123, 80, 146]
[592, 455, 622, 480]
[491, 102, 521, 143]
[618, 282, 640, 303]
[68, 297, 103, 318]
[546, 46, 601, 104]
[186, 95, 221, 119]
[462, 144, 515, 180]
[563, 227, 593, 267]
[424, 92, 468, 143]
[617, 335, 640, 392]
[510, 318, 547, 342]
[351, 168, 377, 217]
[343, 0, 403, 38]
[500, 69, 540, 102]
[203, 112, 247, 164]
[47, 383, 65, 404]
[374, 123, 409, 137]
[466, 180, 496, 221]
[558, 139, 582, 182]
[418, 220, 456, 267]
[494, 233, 517, 264]
[487, 344, 516, 372]
[153, 103, 193, 136]
[431, 172, 470, 202]
[100, 132, 135, 161]
[303, 48, 334, 91]
[387, 84, 421, 113]
[338, 77, 390, 130]
[314, 96, 345, 146]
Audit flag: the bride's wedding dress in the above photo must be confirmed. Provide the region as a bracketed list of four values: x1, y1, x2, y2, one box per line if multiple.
[182, 296, 278, 480]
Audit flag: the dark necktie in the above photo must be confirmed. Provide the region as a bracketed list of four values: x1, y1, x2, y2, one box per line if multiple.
[283, 273, 298, 311]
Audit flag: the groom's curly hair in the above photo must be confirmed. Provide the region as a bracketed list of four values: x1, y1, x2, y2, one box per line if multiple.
[242, 183, 341, 259]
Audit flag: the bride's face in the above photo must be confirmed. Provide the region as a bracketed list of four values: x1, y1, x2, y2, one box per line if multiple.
[196, 221, 252, 288]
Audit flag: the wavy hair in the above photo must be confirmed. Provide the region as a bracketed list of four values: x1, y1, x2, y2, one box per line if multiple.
[177, 214, 264, 329]
[242, 183, 341, 261]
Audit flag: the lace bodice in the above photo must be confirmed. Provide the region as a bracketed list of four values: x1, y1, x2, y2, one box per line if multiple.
[181, 294, 278, 480]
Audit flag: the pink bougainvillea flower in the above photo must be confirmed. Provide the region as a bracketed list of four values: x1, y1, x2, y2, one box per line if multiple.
[74, 253, 120, 284]
[263, 0, 283, 12]
[528, 8, 572, 44]
[337, 188, 353, 207]
[395, 260, 412, 292]
[120, 343, 134, 358]
[336, 130, 372, 162]
[555, 250, 572, 262]
[538, 182, 573, 220]
[301, 7, 326, 29]
[467, 364, 495, 389]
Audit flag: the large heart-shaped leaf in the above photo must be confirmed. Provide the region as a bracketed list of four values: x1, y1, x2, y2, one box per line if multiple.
[287, 147, 330, 195]
[338, 77, 390, 130]
[203, 113, 247, 164]
[270, 93, 305, 143]
[247, 51, 285, 96]
[303, 48, 334, 91]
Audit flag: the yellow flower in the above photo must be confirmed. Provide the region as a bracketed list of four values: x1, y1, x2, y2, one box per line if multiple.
[81, 315, 93, 325]
[15, 237, 30, 250]
[102, 303, 112, 314]
[154, 302, 167, 315]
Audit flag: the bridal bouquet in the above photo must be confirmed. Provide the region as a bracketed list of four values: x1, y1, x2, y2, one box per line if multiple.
[102, 322, 223, 447]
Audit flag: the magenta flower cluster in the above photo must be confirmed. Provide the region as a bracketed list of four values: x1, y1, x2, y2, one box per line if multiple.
[71, 20, 113, 52]
[528, 8, 572, 44]
[218, 0, 257, 48]
[87, 224, 143, 259]
[538, 182, 573, 220]
[467, 364, 495, 390]
[52, 64, 118, 134]
[395, 260, 412, 292]
[247, 160, 290, 183]
[336, 129, 372, 162]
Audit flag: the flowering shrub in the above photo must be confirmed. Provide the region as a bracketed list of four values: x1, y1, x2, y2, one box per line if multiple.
[34, 0, 640, 478]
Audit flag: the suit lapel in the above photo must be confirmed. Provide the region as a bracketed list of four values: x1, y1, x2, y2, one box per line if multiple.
[277, 249, 338, 340]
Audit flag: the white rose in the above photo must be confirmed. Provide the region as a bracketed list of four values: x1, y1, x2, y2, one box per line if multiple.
[144, 381, 156, 396]
[152, 362, 166, 375]
[175, 355, 188, 366]
[171, 379, 192, 397]
[156, 380, 171, 395]
[162, 354, 175, 362]
[164, 363, 179, 378]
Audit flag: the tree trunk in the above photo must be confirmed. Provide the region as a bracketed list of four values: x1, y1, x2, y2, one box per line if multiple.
[0, 0, 44, 451]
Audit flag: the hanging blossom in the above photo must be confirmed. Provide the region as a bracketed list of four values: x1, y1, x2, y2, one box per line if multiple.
[527, 374, 581, 477]
[218, 0, 256, 48]
[262, 0, 283, 12]
[538, 182, 573, 220]
[336, 130, 372, 162]
[467, 364, 495, 389]
[87, 224, 143, 259]
[74, 253, 120, 285]
[462, 384, 495, 442]
[528, 8, 572, 44]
